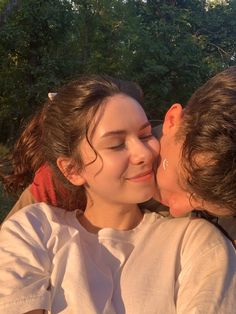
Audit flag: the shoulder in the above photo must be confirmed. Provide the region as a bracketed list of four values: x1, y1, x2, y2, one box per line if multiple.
[174, 217, 236, 270]
[166, 215, 234, 249]
[0, 203, 81, 271]
[152, 212, 227, 241]
[181, 216, 232, 248]
[148, 212, 235, 256]
[4, 201, 74, 221]
[1, 202, 78, 243]
[174, 218, 236, 313]
[147, 211, 217, 237]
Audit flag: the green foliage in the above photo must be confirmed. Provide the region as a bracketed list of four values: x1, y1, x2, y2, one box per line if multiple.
[0, 143, 9, 156]
[0, 0, 235, 143]
[0, 0, 10, 11]
[0, 182, 15, 222]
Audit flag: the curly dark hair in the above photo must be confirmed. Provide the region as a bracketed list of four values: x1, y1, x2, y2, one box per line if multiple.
[178, 66, 236, 215]
[0, 75, 143, 210]
[0, 109, 45, 194]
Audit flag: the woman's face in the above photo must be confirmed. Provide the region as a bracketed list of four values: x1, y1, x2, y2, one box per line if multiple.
[75, 94, 160, 206]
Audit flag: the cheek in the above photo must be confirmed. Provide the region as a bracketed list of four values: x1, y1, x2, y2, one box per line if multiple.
[85, 153, 129, 181]
[81, 142, 98, 167]
[102, 155, 128, 177]
[149, 138, 160, 159]
[156, 162, 179, 191]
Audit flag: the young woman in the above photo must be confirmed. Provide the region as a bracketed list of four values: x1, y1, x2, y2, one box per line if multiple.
[0, 75, 235, 314]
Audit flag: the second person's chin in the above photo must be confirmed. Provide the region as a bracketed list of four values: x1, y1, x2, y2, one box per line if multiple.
[169, 206, 192, 218]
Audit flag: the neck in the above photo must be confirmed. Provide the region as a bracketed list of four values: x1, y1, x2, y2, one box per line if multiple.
[78, 201, 143, 233]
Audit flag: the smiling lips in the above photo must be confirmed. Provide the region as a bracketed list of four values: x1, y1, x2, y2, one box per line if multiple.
[127, 170, 153, 182]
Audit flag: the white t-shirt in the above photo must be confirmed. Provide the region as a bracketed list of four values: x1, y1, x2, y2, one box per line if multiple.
[0, 203, 235, 314]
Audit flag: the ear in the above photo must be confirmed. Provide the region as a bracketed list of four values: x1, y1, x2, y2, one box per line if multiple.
[162, 103, 183, 136]
[57, 157, 86, 186]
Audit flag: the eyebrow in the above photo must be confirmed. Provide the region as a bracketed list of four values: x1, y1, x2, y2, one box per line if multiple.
[101, 121, 151, 138]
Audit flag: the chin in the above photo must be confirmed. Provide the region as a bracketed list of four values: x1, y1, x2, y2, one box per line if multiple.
[169, 207, 191, 218]
[134, 192, 154, 204]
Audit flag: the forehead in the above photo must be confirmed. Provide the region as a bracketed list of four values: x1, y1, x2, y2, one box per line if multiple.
[90, 94, 148, 136]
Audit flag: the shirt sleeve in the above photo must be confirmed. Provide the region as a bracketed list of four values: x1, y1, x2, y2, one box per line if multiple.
[0, 208, 52, 313]
[176, 219, 236, 314]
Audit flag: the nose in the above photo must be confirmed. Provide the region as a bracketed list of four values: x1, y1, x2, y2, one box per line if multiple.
[129, 139, 154, 165]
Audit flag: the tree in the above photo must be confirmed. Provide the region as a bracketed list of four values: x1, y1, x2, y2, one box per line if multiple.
[0, 0, 235, 143]
[0, 0, 77, 142]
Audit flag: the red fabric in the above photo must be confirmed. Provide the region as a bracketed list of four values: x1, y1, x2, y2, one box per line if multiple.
[30, 163, 67, 207]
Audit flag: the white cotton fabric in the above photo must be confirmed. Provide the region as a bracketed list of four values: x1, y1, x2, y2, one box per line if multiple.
[0, 203, 236, 314]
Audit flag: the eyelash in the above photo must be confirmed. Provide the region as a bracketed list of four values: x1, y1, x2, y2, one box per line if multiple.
[108, 134, 153, 150]
[109, 143, 125, 150]
[140, 134, 153, 140]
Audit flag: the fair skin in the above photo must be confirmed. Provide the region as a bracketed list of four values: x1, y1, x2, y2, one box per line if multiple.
[25, 95, 159, 313]
[12, 97, 234, 314]
[58, 94, 159, 232]
[154, 103, 229, 217]
[4, 100, 227, 229]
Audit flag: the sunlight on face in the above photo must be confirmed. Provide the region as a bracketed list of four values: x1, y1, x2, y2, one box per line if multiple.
[154, 130, 230, 217]
[154, 136, 193, 216]
[79, 94, 160, 206]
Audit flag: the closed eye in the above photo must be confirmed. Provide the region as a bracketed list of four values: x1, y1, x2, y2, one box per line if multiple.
[139, 134, 154, 141]
[108, 143, 125, 150]
[108, 134, 153, 150]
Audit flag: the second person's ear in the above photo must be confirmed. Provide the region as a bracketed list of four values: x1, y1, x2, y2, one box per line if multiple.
[162, 103, 183, 136]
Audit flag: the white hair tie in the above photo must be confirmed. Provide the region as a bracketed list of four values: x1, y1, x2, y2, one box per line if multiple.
[48, 92, 57, 101]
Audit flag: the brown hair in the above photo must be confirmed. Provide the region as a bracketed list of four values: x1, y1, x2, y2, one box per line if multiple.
[0, 110, 45, 194]
[179, 66, 236, 215]
[1, 75, 143, 210]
